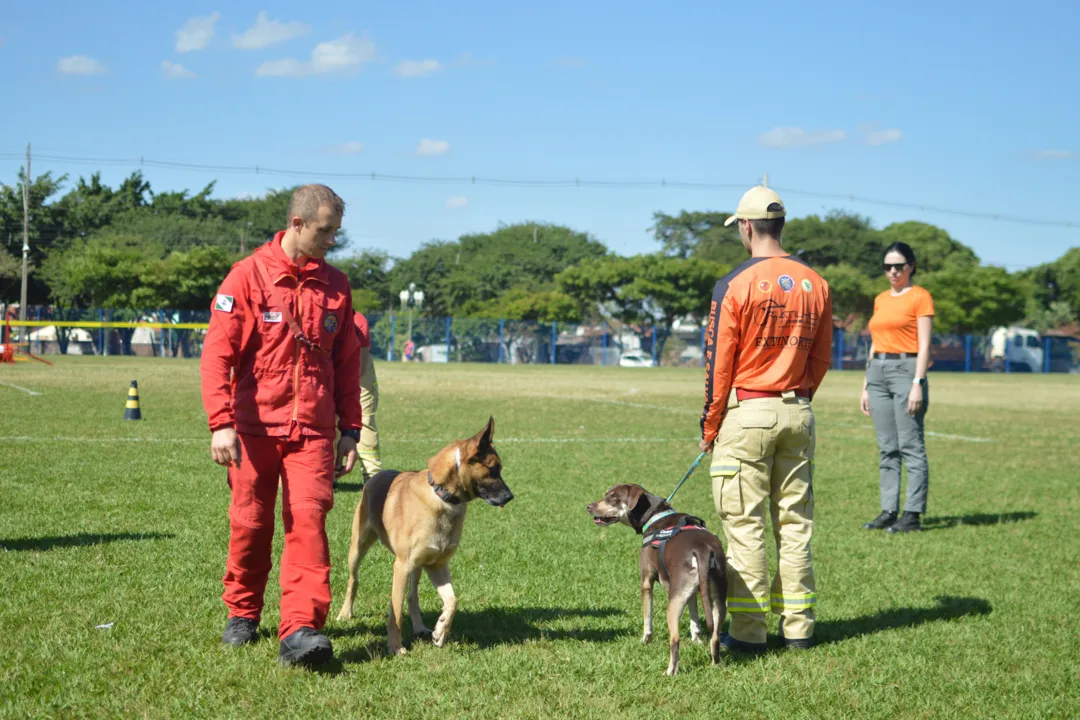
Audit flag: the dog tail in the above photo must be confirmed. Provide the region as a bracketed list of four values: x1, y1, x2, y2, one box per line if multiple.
[699, 550, 726, 636]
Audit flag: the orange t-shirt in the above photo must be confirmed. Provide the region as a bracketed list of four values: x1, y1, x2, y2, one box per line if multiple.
[867, 286, 934, 354]
[700, 256, 833, 445]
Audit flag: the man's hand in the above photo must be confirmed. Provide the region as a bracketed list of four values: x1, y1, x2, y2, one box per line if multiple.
[336, 436, 358, 478]
[860, 389, 871, 417]
[699, 438, 713, 453]
[211, 427, 241, 468]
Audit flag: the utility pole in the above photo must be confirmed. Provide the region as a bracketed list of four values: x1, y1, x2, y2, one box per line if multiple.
[19, 143, 30, 326]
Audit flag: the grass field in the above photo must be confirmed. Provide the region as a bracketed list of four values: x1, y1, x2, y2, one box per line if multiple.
[1, 358, 1078, 719]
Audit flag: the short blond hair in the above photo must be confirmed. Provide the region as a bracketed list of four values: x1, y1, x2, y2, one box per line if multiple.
[287, 184, 346, 223]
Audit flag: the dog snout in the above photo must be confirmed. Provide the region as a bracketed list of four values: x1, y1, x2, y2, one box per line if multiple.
[480, 480, 514, 507]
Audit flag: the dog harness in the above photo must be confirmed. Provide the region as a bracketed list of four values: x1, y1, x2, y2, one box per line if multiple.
[641, 511, 709, 581]
[428, 471, 461, 505]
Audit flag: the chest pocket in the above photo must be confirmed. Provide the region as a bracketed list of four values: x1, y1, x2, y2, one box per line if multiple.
[254, 289, 292, 353]
[308, 289, 346, 352]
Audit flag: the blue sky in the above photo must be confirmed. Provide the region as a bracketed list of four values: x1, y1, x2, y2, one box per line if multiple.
[1, 0, 1077, 271]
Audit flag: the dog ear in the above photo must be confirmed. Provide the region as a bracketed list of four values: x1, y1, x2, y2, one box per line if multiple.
[628, 487, 667, 533]
[472, 416, 495, 454]
[627, 486, 650, 529]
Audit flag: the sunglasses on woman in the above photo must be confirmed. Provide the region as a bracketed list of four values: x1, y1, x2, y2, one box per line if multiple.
[883, 262, 909, 272]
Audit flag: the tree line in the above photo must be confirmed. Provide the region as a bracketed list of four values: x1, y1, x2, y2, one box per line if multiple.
[2, 170, 1077, 339]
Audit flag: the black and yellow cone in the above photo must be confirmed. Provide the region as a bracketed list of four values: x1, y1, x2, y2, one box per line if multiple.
[124, 380, 142, 421]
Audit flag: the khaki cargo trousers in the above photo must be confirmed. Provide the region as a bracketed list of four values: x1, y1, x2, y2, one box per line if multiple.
[358, 349, 383, 482]
[709, 389, 817, 644]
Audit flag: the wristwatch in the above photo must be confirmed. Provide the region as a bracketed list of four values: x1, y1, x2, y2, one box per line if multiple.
[341, 428, 360, 441]
[912, 377, 925, 386]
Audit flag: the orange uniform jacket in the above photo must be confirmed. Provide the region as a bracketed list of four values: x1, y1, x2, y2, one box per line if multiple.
[701, 255, 833, 445]
[200, 232, 363, 438]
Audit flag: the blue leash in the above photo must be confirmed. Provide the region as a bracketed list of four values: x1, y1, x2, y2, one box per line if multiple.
[665, 450, 709, 504]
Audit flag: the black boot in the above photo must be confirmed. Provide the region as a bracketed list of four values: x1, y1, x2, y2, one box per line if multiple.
[222, 617, 259, 646]
[778, 620, 814, 650]
[279, 627, 334, 667]
[862, 511, 897, 530]
[719, 633, 767, 655]
[887, 511, 922, 533]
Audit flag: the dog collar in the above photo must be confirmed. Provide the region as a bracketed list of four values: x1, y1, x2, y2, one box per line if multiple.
[642, 509, 677, 534]
[428, 471, 461, 505]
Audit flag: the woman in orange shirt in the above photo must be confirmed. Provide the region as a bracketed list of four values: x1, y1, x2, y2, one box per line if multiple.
[859, 242, 934, 533]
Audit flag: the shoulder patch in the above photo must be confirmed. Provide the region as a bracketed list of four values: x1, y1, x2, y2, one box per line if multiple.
[801, 278, 813, 292]
[214, 294, 234, 313]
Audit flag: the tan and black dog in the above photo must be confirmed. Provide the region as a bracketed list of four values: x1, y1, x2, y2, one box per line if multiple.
[335, 417, 513, 655]
[587, 483, 727, 676]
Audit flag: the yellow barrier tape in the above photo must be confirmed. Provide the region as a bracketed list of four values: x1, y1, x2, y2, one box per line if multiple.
[7, 320, 209, 330]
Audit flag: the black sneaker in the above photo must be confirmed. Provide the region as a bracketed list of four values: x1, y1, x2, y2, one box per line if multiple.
[222, 617, 259, 646]
[279, 627, 334, 667]
[862, 511, 897, 530]
[887, 511, 922, 533]
[719, 633, 767, 654]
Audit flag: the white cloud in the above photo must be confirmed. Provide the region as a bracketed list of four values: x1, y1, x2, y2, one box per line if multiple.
[57, 55, 106, 75]
[325, 141, 364, 154]
[394, 59, 443, 77]
[162, 60, 196, 79]
[256, 32, 376, 77]
[863, 128, 903, 146]
[1034, 149, 1074, 160]
[176, 12, 220, 53]
[234, 191, 267, 201]
[552, 56, 585, 68]
[446, 196, 468, 210]
[232, 12, 310, 50]
[758, 127, 846, 148]
[416, 139, 450, 156]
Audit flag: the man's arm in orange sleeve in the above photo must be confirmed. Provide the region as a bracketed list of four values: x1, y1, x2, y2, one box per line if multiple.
[333, 300, 363, 432]
[199, 266, 248, 432]
[700, 289, 741, 446]
[807, 286, 834, 395]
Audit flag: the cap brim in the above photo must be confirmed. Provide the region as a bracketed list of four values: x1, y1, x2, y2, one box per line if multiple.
[724, 215, 739, 226]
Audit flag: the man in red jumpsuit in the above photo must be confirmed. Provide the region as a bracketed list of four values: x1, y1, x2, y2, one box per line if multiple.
[200, 184, 362, 667]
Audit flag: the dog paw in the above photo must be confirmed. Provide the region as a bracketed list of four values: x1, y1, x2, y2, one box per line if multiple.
[388, 645, 408, 657]
[432, 631, 449, 648]
[664, 667, 678, 677]
[641, 633, 653, 645]
[413, 628, 433, 641]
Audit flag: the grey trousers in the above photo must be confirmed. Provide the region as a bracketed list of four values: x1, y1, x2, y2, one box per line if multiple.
[866, 356, 929, 514]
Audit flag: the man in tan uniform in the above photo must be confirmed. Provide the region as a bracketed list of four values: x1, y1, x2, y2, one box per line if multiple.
[351, 311, 382, 483]
[699, 185, 833, 652]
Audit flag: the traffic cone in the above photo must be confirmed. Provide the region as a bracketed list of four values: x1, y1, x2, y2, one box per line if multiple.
[124, 380, 142, 421]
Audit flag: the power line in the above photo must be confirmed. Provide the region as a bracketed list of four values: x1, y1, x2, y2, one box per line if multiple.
[0, 150, 1077, 230]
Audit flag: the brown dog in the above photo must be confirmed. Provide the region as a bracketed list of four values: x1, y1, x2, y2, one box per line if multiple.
[335, 417, 513, 655]
[587, 483, 727, 675]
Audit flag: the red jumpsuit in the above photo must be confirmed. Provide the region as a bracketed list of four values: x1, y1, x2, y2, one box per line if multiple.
[200, 232, 362, 640]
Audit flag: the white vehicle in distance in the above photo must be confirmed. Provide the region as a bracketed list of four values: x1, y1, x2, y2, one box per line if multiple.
[618, 351, 655, 368]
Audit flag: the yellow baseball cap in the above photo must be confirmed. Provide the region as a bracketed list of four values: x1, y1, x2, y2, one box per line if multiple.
[723, 185, 786, 226]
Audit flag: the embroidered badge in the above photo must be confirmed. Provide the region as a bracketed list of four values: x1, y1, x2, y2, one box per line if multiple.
[778, 275, 795, 292]
[324, 313, 338, 333]
[263, 311, 282, 323]
[214, 294, 234, 312]
[758, 280, 772, 293]
[801, 278, 813, 292]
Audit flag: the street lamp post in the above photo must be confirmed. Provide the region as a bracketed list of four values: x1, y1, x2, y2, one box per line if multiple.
[398, 282, 424, 360]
